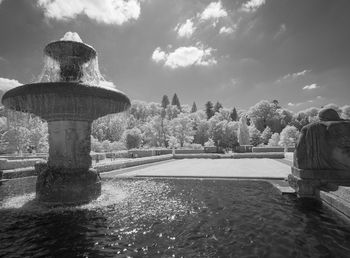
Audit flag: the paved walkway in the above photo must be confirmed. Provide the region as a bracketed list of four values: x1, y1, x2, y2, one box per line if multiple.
[114, 158, 291, 179]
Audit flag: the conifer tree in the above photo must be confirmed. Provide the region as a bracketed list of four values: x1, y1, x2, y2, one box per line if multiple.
[214, 101, 223, 113]
[205, 101, 214, 120]
[230, 107, 238, 121]
[171, 93, 181, 110]
[161, 95, 170, 109]
[191, 102, 197, 113]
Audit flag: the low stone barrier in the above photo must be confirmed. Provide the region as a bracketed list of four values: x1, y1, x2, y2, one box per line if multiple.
[90, 153, 106, 161]
[234, 145, 253, 153]
[94, 154, 173, 173]
[0, 154, 48, 160]
[0, 158, 46, 170]
[175, 149, 204, 154]
[1, 167, 37, 179]
[252, 147, 295, 153]
[105, 151, 129, 159]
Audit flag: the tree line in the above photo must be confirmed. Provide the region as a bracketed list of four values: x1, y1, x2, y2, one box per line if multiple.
[0, 94, 349, 154]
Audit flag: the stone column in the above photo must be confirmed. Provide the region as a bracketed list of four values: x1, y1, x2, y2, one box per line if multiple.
[36, 120, 101, 205]
[47, 120, 92, 169]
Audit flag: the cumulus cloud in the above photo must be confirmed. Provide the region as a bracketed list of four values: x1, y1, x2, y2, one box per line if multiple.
[151, 47, 167, 63]
[241, 0, 266, 12]
[0, 77, 22, 92]
[175, 19, 195, 38]
[200, 1, 227, 21]
[37, 0, 141, 25]
[302, 83, 319, 90]
[152, 45, 217, 69]
[219, 26, 234, 34]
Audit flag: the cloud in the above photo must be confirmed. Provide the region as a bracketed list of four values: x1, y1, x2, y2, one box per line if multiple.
[274, 24, 286, 39]
[0, 77, 22, 91]
[200, 1, 227, 21]
[152, 45, 217, 69]
[241, 0, 266, 12]
[302, 83, 319, 90]
[175, 19, 195, 38]
[219, 26, 234, 34]
[37, 0, 141, 25]
[151, 47, 167, 63]
[287, 102, 303, 107]
[277, 69, 311, 83]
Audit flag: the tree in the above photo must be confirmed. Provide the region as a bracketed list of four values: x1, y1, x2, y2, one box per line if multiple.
[230, 107, 238, 121]
[249, 126, 261, 146]
[204, 138, 215, 147]
[168, 136, 180, 149]
[171, 93, 181, 110]
[271, 99, 281, 109]
[165, 105, 180, 120]
[205, 101, 214, 120]
[168, 114, 194, 147]
[193, 120, 209, 145]
[3, 126, 31, 153]
[161, 95, 170, 109]
[214, 101, 223, 113]
[247, 100, 279, 132]
[123, 128, 142, 149]
[261, 126, 273, 145]
[142, 115, 169, 147]
[191, 102, 197, 113]
[238, 115, 250, 145]
[279, 125, 299, 148]
[268, 133, 280, 146]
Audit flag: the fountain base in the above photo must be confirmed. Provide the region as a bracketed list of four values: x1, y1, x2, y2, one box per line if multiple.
[35, 164, 101, 205]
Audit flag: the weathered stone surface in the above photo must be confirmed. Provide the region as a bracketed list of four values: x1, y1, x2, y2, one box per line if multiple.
[48, 120, 92, 169]
[294, 120, 350, 170]
[290, 108, 350, 198]
[36, 164, 101, 205]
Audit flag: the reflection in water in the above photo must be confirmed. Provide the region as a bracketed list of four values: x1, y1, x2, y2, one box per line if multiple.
[1, 179, 350, 257]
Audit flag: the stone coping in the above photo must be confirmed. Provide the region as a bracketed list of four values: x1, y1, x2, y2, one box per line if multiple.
[291, 167, 350, 180]
[319, 186, 350, 221]
[174, 153, 285, 159]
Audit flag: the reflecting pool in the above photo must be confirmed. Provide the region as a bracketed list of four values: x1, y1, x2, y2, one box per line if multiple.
[1, 179, 350, 257]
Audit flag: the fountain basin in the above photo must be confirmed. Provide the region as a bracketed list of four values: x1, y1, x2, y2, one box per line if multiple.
[1, 82, 130, 121]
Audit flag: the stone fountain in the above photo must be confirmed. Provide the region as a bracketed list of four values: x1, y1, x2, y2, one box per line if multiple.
[1, 32, 130, 204]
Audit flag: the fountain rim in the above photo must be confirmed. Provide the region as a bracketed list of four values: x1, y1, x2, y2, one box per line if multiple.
[44, 40, 97, 63]
[1, 82, 130, 104]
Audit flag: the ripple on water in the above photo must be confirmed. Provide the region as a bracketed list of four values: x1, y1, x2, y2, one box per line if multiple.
[0, 179, 350, 258]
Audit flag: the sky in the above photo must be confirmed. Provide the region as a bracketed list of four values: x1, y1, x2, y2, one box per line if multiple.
[0, 0, 349, 112]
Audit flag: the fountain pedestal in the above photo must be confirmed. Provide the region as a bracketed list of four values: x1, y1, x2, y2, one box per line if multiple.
[36, 120, 101, 204]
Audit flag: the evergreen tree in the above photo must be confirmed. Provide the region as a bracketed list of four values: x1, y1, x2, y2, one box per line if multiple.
[191, 102, 197, 113]
[161, 95, 170, 108]
[205, 101, 214, 120]
[230, 107, 238, 121]
[214, 101, 223, 113]
[171, 93, 181, 110]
